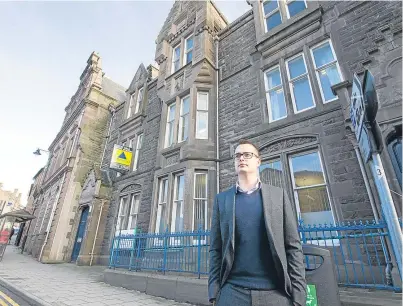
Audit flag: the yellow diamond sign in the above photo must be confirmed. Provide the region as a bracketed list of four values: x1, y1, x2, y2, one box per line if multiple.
[110, 144, 132, 172]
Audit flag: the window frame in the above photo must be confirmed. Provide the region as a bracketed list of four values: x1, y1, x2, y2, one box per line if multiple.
[171, 44, 181, 74]
[165, 103, 176, 148]
[192, 172, 208, 232]
[196, 91, 209, 139]
[116, 196, 130, 232]
[184, 35, 193, 66]
[262, 0, 283, 33]
[259, 158, 284, 188]
[288, 150, 336, 228]
[171, 174, 185, 234]
[285, 0, 308, 19]
[310, 39, 343, 103]
[132, 134, 143, 171]
[178, 95, 190, 143]
[264, 65, 288, 122]
[285, 52, 316, 114]
[128, 194, 140, 231]
[155, 178, 169, 234]
[127, 93, 135, 118]
[135, 87, 144, 114]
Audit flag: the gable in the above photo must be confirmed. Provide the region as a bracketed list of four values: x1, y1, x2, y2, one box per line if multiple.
[127, 63, 148, 93]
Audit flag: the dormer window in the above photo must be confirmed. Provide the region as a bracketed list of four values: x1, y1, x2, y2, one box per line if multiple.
[170, 35, 194, 75]
[127, 87, 145, 118]
[262, 0, 307, 32]
[286, 0, 307, 18]
[135, 87, 144, 114]
[127, 93, 135, 118]
[263, 0, 282, 31]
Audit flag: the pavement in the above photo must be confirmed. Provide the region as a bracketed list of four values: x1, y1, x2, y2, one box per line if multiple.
[0, 246, 193, 306]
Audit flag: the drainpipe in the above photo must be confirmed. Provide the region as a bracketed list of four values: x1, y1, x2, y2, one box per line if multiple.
[100, 105, 116, 170]
[39, 109, 85, 262]
[90, 105, 115, 265]
[90, 199, 105, 266]
[214, 35, 220, 194]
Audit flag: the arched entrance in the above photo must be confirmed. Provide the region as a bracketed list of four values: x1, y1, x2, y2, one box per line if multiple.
[71, 206, 89, 262]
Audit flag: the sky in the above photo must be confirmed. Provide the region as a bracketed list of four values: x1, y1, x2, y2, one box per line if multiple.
[0, 1, 250, 207]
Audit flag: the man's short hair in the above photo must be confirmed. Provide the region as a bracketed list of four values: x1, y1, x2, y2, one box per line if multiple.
[237, 139, 260, 156]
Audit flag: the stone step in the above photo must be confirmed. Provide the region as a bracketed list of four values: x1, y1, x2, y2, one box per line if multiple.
[340, 288, 402, 306]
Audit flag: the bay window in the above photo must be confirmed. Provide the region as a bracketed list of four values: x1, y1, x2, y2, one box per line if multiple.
[171, 174, 184, 233]
[196, 92, 209, 139]
[184, 36, 193, 65]
[178, 96, 190, 142]
[155, 178, 168, 234]
[165, 103, 176, 148]
[172, 45, 181, 74]
[193, 172, 208, 231]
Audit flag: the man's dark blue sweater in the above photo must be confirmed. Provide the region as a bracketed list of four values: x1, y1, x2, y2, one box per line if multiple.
[227, 189, 279, 290]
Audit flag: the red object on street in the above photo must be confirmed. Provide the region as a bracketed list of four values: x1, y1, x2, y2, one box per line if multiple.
[0, 230, 10, 244]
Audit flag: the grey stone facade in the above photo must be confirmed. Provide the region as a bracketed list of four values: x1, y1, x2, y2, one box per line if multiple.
[94, 0, 402, 264]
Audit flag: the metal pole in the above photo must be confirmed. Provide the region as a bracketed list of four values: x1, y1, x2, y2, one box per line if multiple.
[369, 152, 403, 277]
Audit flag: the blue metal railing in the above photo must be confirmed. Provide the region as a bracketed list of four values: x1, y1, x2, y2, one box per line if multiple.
[109, 229, 210, 278]
[109, 220, 401, 291]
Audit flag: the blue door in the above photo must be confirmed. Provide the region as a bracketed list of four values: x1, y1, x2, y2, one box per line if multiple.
[71, 206, 89, 262]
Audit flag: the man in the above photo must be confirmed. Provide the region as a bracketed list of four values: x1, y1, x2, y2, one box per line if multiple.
[208, 139, 306, 306]
[8, 226, 15, 245]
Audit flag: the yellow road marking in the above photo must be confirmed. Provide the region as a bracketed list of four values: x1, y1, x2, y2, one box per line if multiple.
[0, 290, 19, 306]
[0, 297, 8, 306]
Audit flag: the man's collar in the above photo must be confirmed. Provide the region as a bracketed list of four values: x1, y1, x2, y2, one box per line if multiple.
[236, 178, 261, 194]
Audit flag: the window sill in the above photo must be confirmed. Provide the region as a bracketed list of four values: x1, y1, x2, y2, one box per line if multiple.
[161, 142, 183, 156]
[257, 6, 322, 57]
[120, 111, 145, 128]
[262, 103, 341, 132]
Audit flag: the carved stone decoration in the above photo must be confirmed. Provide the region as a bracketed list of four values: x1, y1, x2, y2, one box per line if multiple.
[260, 136, 317, 155]
[120, 183, 142, 194]
[195, 62, 212, 84]
[79, 170, 97, 206]
[165, 152, 180, 166]
[174, 74, 184, 92]
[378, 57, 402, 107]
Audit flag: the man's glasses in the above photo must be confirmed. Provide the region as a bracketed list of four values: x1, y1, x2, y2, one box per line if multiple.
[234, 152, 259, 160]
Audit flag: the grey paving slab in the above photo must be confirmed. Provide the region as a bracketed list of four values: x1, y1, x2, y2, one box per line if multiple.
[0, 247, 194, 306]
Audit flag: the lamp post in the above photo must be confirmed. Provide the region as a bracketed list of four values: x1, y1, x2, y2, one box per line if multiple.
[33, 148, 49, 156]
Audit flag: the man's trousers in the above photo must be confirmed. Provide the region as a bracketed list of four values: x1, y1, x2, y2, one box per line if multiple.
[215, 283, 293, 306]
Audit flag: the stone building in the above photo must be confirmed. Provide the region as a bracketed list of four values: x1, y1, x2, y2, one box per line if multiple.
[98, 1, 228, 265]
[99, 0, 401, 269]
[24, 1, 401, 270]
[20, 167, 45, 251]
[24, 52, 126, 263]
[0, 183, 22, 215]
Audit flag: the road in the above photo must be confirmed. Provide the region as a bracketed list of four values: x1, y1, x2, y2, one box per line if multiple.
[0, 283, 30, 306]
